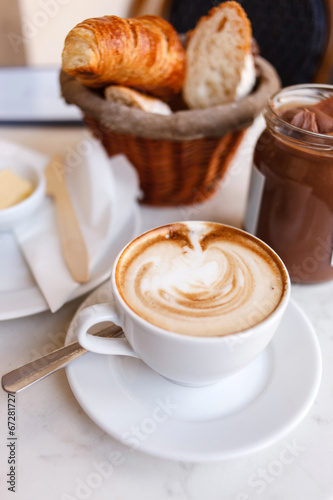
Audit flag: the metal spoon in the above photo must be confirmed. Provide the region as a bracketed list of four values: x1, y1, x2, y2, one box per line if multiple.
[1, 324, 123, 394]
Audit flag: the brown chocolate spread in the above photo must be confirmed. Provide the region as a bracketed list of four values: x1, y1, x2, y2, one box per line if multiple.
[251, 92, 333, 283]
[279, 96, 333, 134]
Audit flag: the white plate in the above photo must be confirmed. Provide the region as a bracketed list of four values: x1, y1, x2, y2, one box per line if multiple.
[0, 208, 140, 321]
[0, 67, 82, 124]
[65, 286, 322, 462]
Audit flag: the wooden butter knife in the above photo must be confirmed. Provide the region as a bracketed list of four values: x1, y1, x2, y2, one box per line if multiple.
[45, 154, 90, 283]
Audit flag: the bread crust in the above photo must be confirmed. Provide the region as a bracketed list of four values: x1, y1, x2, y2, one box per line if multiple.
[105, 85, 172, 115]
[62, 15, 185, 98]
[187, 1, 252, 53]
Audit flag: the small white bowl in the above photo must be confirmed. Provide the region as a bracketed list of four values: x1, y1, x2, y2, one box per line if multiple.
[0, 161, 45, 231]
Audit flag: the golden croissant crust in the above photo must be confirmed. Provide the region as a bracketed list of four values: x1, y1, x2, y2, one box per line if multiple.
[61, 15, 186, 98]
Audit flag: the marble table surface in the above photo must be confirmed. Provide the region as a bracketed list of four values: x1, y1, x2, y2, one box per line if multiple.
[0, 124, 333, 500]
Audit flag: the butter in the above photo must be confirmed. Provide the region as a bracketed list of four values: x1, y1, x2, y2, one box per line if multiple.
[0, 169, 34, 209]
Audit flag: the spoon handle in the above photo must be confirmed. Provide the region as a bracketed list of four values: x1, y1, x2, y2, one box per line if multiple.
[1, 325, 123, 394]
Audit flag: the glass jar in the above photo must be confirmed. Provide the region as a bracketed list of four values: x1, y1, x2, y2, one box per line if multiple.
[245, 84, 333, 283]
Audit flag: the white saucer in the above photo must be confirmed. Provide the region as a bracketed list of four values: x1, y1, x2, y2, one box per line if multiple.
[0, 208, 140, 320]
[65, 285, 322, 462]
[0, 155, 141, 321]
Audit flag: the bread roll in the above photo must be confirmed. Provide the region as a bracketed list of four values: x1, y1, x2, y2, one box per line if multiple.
[105, 86, 172, 115]
[183, 1, 256, 109]
[62, 15, 185, 98]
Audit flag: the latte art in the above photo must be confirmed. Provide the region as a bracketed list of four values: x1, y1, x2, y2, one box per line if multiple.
[116, 222, 287, 336]
[139, 246, 252, 315]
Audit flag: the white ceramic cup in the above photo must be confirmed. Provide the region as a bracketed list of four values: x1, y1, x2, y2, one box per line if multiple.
[74, 222, 290, 386]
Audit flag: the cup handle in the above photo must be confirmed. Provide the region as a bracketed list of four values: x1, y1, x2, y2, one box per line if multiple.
[75, 303, 139, 358]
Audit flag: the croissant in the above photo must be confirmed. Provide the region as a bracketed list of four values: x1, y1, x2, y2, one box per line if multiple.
[61, 15, 186, 98]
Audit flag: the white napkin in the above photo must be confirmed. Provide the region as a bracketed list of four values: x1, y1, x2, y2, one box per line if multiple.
[0, 138, 140, 312]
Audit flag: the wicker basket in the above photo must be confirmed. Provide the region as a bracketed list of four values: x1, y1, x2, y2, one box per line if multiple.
[60, 57, 280, 206]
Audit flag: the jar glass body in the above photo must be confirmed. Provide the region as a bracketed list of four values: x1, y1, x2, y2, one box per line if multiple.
[246, 84, 333, 283]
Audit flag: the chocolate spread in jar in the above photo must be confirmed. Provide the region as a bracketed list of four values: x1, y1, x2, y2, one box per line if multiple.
[249, 87, 333, 283]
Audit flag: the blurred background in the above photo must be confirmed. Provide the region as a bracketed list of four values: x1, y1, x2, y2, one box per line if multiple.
[1, 0, 333, 86]
[0, 0, 133, 67]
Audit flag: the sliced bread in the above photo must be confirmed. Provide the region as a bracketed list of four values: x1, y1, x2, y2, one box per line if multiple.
[183, 1, 256, 109]
[105, 85, 172, 115]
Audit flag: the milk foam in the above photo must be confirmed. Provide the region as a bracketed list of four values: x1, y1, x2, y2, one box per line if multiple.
[116, 222, 285, 337]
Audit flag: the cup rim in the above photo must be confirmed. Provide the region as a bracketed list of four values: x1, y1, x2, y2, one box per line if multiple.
[111, 221, 291, 343]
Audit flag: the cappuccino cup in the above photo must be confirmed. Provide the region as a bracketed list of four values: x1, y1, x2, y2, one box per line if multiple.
[74, 222, 290, 386]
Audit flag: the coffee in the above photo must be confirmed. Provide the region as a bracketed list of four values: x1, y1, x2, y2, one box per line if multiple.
[116, 222, 287, 337]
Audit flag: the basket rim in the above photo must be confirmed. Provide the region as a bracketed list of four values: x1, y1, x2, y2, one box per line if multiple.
[60, 56, 280, 141]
